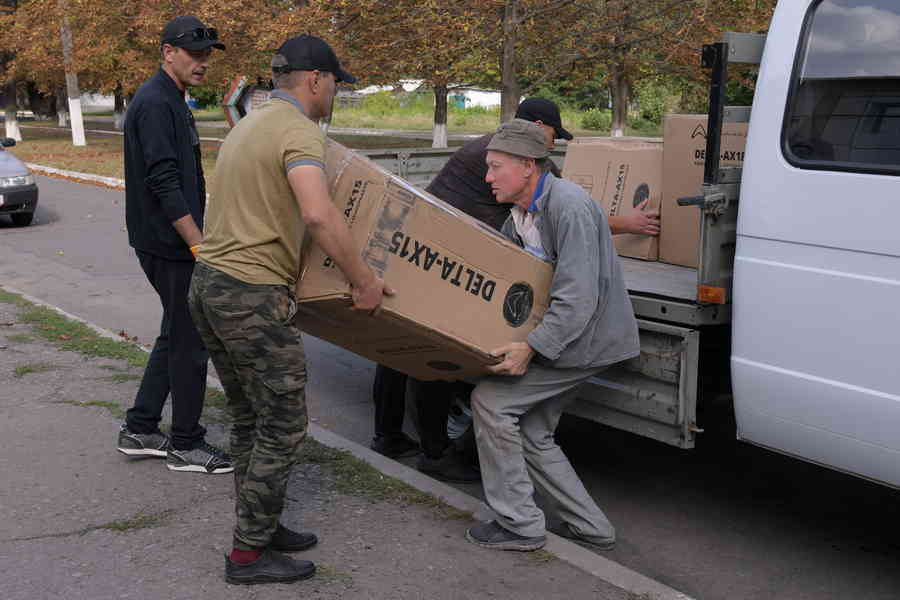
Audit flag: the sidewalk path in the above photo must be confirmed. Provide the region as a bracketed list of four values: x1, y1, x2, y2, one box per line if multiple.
[0, 288, 689, 600]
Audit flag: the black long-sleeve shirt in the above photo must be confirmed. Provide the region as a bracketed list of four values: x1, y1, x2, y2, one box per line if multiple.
[124, 69, 205, 261]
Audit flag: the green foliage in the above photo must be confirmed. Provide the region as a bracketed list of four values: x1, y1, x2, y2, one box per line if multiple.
[626, 114, 657, 134]
[634, 79, 678, 125]
[529, 85, 577, 111]
[581, 108, 611, 131]
[189, 84, 224, 109]
[727, 69, 759, 106]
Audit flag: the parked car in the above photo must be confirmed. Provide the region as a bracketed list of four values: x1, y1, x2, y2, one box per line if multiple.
[0, 138, 38, 227]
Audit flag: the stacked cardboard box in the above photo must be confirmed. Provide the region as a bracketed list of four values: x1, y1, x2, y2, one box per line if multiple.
[659, 115, 748, 267]
[562, 140, 663, 261]
[562, 116, 748, 268]
[293, 140, 554, 381]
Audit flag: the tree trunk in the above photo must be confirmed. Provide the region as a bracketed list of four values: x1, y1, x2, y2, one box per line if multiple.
[25, 81, 48, 120]
[3, 80, 21, 141]
[113, 82, 126, 130]
[58, 0, 85, 146]
[56, 86, 68, 127]
[432, 83, 448, 148]
[609, 63, 630, 137]
[499, 0, 521, 123]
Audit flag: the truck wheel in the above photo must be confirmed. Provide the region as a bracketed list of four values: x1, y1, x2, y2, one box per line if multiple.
[11, 212, 34, 227]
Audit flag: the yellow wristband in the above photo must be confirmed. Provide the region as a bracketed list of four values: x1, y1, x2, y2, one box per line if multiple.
[190, 244, 201, 258]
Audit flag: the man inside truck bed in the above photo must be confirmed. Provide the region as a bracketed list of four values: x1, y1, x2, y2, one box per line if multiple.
[464, 119, 640, 552]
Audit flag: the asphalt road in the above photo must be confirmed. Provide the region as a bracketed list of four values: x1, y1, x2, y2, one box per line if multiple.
[1, 175, 898, 600]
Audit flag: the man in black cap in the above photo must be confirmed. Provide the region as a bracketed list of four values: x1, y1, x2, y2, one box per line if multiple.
[189, 34, 390, 585]
[117, 16, 231, 475]
[370, 97, 659, 482]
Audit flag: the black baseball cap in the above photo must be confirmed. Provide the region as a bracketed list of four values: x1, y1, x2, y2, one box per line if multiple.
[161, 16, 225, 51]
[272, 35, 356, 84]
[515, 97, 572, 140]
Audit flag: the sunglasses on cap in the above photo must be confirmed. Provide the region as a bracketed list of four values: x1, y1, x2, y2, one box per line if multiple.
[164, 27, 219, 46]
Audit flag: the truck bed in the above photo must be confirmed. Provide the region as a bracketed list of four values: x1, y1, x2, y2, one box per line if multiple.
[621, 257, 697, 300]
[619, 258, 730, 326]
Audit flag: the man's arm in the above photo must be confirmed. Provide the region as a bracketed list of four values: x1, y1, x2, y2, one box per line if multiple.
[136, 101, 202, 249]
[608, 199, 660, 235]
[288, 165, 393, 311]
[172, 215, 203, 251]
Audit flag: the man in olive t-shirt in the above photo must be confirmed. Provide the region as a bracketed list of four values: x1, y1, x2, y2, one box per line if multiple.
[188, 35, 392, 586]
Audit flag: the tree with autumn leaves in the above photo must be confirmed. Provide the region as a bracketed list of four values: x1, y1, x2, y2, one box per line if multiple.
[0, 0, 777, 144]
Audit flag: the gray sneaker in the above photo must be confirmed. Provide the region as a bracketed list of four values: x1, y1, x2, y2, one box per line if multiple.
[167, 441, 234, 474]
[465, 520, 546, 551]
[550, 522, 616, 551]
[117, 423, 171, 458]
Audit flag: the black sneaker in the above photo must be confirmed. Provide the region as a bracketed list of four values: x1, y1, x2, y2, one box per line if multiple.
[225, 548, 315, 585]
[465, 520, 546, 552]
[370, 433, 420, 459]
[166, 441, 234, 474]
[417, 448, 481, 483]
[271, 524, 318, 552]
[550, 522, 616, 551]
[117, 423, 171, 458]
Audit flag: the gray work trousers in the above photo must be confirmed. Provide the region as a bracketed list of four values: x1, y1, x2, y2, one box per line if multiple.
[471, 363, 615, 540]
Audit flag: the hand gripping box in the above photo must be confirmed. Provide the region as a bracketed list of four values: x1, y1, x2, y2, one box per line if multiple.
[562, 139, 663, 260]
[294, 140, 553, 381]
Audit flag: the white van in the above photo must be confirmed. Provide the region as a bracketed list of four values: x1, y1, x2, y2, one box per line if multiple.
[572, 0, 900, 489]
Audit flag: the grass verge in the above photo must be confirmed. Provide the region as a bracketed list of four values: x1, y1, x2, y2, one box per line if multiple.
[12, 510, 171, 542]
[6, 334, 34, 343]
[0, 288, 148, 367]
[14, 362, 57, 377]
[7, 124, 219, 182]
[300, 437, 472, 521]
[103, 373, 142, 384]
[55, 399, 126, 420]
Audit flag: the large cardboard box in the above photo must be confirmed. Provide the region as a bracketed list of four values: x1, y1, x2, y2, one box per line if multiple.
[660, 115, 748, 268]
[294, 140, 554, 381]
[562, 140, 663, 260]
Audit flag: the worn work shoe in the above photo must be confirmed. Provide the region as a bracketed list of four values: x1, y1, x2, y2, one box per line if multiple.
[370, 433, 420, 459]
[271, 524, 318, 552]
[550, 522, 616, 551]
[225, 548, 315, 585]
[465, 520, 546, 552]
[166, 441, 234, 474]
[117, 423, 171, 458]
[417, 449, 481, 483]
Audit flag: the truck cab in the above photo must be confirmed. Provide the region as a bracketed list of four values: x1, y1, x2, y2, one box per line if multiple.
[732, 0, 900, 487]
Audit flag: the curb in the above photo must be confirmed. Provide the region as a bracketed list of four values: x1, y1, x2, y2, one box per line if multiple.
[26, 163, 125, 190]
[0, 283, 695, 600]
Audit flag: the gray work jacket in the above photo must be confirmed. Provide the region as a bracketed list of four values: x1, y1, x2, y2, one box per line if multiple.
[501, 174, 640, 369]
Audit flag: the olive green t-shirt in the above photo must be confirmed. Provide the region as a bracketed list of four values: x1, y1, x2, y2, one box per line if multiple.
[199, 92, 325, 286]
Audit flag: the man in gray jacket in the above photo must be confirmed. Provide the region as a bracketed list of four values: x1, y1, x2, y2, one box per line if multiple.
[465, 119, 640, 552]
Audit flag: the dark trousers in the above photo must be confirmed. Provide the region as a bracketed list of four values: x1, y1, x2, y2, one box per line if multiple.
[371, 364, 409, 441]
[372, 364, 469, 459]
[126, 250, 208, 450]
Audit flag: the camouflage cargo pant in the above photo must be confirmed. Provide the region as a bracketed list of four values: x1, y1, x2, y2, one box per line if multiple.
[188, 262, 307, 550]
